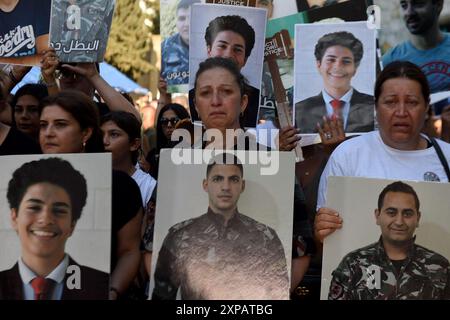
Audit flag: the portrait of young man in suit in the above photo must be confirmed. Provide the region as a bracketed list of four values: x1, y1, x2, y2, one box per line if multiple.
[295, 31, 374, 133]
[0, 157, 109, 300]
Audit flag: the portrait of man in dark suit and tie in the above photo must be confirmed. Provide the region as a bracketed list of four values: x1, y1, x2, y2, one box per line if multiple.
[0, 157, 109, 300]
[295, 30, 375, 134]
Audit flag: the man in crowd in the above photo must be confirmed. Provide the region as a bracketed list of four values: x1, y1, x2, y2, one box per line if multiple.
[382, 0, 449, 94]
[189, 15, 260, 127]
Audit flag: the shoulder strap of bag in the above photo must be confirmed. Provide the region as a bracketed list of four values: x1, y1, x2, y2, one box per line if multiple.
[430, 137, 450, 182]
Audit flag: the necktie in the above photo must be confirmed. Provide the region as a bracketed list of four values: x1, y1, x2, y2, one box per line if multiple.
[30, 277, 54, 300]
[330, 99, 344, 118]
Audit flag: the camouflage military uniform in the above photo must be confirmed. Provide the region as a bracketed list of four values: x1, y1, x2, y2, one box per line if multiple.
[161, 33, 189, 86]
[50, 0, 115, 62]
[152, 208, 289, 300]
[329, 237, 450, 300]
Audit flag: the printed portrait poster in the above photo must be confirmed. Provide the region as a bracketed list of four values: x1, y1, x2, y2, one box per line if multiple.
[188, 4, 267, 128]
[269, 0, 298, 20]
[294, 21, 376, 136]
[0, 0, 51, 66]
[0, 153, 111, 300]
[376, 0, 450, 94]
[49, 0, 116, 63]
[258, 0, 370, 146]
[150, 150, 295, 300]
[321, 176, 450, 300]
[160, 0, 203, 94]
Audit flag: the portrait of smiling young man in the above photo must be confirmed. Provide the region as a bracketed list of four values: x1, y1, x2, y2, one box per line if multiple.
[0, 157, 109, 300]
[294, 25, 376, 134]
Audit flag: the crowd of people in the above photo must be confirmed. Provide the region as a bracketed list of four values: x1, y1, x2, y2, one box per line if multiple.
[0, 0, 449, 300]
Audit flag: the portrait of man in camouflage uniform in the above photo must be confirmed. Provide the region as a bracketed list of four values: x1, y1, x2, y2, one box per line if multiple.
[329, 181, 450, 300]
[152, 153, 289, 300]
[161, 0, 200, 87]
[50, 0, 115, 62]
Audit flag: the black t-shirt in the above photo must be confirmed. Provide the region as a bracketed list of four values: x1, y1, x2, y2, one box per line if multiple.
[0, 0, 51, 58]
[0, 126, 41, 155]
[111, 170, 143, 269]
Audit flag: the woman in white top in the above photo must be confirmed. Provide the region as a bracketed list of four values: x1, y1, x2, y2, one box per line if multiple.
[315, 61, 450, 243]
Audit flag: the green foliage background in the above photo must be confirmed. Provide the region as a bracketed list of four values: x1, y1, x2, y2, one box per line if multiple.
[105, 0, 159, 81]
[160, 0, 178, 39]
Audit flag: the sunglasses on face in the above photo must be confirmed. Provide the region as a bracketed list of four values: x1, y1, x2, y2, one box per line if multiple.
[160, 117, 180, 127]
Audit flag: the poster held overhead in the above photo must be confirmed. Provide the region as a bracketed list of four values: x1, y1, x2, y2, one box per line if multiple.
[150, 150, 295, 300]
[49, 0, 116, 63]
[293, 21, 376, 135]
[188, 3, 267, 128]
[160, 0, 201, 93]
[322, 177, 450, 300]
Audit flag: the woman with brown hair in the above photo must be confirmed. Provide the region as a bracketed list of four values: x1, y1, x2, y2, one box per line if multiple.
[39, 90, 104, 153]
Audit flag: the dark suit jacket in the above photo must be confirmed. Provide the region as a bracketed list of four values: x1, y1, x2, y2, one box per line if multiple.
[0, 256, 109, 300]
[295, 89, 375, 133]
[189, 83, 260, 128]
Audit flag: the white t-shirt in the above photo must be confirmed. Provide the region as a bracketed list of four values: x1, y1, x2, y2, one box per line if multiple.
[317, 131, 450, 209]
[132, 167, 157, 207]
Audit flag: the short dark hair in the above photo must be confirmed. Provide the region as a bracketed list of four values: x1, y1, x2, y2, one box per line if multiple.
[12, 83, 48, 110]
[177, 0, 200, 11]
[205, 15, 255, 60]
[206, 153, 243, 178]
[314, 31, 364, 66]
[194, 57, 246, 97]
[41, 90, 104, 153]
[101, 111, 142, 164]
[375, 61, 430, 105]
[7, 157, 88, 223]
[377, 181, 420, 212]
